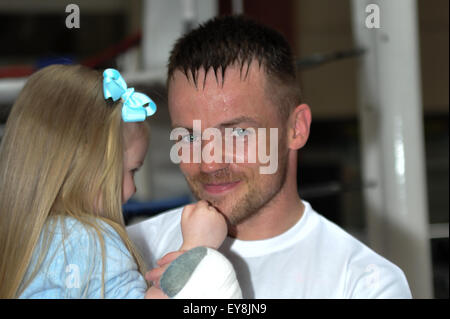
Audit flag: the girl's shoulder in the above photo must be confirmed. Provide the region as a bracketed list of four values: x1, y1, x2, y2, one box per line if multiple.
[47, 215, 118, 237]
[40, 216, 135, 270]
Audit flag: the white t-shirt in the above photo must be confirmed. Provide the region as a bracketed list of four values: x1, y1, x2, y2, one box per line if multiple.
[127, 201, 412, 298]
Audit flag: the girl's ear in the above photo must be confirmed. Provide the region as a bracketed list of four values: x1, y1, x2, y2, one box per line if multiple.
[287, 104, 312, 150]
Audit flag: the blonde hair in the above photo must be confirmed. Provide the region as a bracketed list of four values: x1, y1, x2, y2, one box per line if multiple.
[0, 64, 148, 298]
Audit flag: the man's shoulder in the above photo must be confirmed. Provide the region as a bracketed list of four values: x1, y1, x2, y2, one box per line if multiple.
[312, 209, 399, 268]
[308, 206, 411, 298]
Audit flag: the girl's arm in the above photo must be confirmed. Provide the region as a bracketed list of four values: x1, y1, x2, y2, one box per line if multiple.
[146, 200, 227, 289]
[20, 218, 147, 299]
[145, 200, 242, 299]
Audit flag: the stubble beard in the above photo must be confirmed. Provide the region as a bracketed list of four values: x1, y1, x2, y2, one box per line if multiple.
[185, 154, 288, 227]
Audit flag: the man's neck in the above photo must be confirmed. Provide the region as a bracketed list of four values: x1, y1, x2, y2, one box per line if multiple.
[229, 177, 305, 241]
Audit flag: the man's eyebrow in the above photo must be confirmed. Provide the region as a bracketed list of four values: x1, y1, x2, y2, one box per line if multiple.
[171, 124, 192, 131]
[219, 116, 260, 127]
[171, 116, 260, 130]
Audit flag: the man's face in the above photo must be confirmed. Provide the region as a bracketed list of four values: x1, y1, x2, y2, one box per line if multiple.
[168, 63, 289, 226]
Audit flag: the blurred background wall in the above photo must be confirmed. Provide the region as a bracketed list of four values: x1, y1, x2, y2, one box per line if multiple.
[0, 0, 447, 298]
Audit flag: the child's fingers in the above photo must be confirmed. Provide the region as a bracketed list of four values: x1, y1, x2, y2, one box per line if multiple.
[198, 200, 218, 212]
[185, 200, 212, 214]
[200, 200, 221, 215]
[145, 286, 169, 299]
[196, 200, 209, 209]
[182, 203, 196, 216]
[157, 251, 184, 266]
[146, 266, 166, 287]
[159, 251, 184, 266]
[144, 269, 153, 282]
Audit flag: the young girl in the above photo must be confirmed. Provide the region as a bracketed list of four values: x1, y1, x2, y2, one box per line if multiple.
[0, 64, 240, 298]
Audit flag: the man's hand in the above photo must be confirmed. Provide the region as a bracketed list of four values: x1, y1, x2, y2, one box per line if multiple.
[180, 200, 227, 251]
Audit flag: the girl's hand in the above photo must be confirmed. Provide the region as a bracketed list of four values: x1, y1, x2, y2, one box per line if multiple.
[144, 285, 168, 299]
[145, 250, 184, 289]
[146, 201, 227, 292]
[180, 200, 227, 251]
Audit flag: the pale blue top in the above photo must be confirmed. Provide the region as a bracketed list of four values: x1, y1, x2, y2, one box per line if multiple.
[19, 217, 147, 299]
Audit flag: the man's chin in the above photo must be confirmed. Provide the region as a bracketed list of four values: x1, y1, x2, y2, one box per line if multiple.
[191, 184, 238, 207]
[191, 193, 234, 217]
[189, 183, 249, 221]
[198, 195, 230, 213]
[205, 197, 253, 225]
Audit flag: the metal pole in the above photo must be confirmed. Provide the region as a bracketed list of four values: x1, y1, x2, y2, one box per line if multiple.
[136, 0, 217, 201]
[350, 0, 433, 298]
[232, 0, 244, 14]
[142, 0, 217, 71]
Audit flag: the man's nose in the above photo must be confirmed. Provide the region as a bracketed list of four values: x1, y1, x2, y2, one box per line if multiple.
[200, 160, 229, 174]
[199, 139, 229, 174]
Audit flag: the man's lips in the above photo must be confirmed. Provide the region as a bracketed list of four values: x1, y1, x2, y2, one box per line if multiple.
[203, 181, 241, 194]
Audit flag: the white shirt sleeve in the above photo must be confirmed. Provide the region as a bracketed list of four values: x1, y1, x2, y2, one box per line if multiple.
[345, 258, 412, 298]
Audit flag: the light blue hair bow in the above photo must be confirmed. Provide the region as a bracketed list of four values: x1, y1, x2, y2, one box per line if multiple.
[103, 68, 157, 122]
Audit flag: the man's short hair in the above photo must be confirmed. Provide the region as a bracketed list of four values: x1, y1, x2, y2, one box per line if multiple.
[167, 15, 303, 119]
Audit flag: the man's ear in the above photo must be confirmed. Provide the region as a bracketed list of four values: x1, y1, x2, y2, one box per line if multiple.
[287, 104, 312, 150]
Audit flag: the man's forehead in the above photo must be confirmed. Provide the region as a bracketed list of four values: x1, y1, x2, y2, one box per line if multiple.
[169, 90, 265, 129]
[168, 63, 274, 129]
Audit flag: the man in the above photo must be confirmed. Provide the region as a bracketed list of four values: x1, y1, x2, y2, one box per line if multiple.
[128, 15, 412, 298]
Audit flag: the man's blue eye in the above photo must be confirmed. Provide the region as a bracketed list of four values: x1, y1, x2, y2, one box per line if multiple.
[181, 134, 198, 143]
[231, 128, 250, 137]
